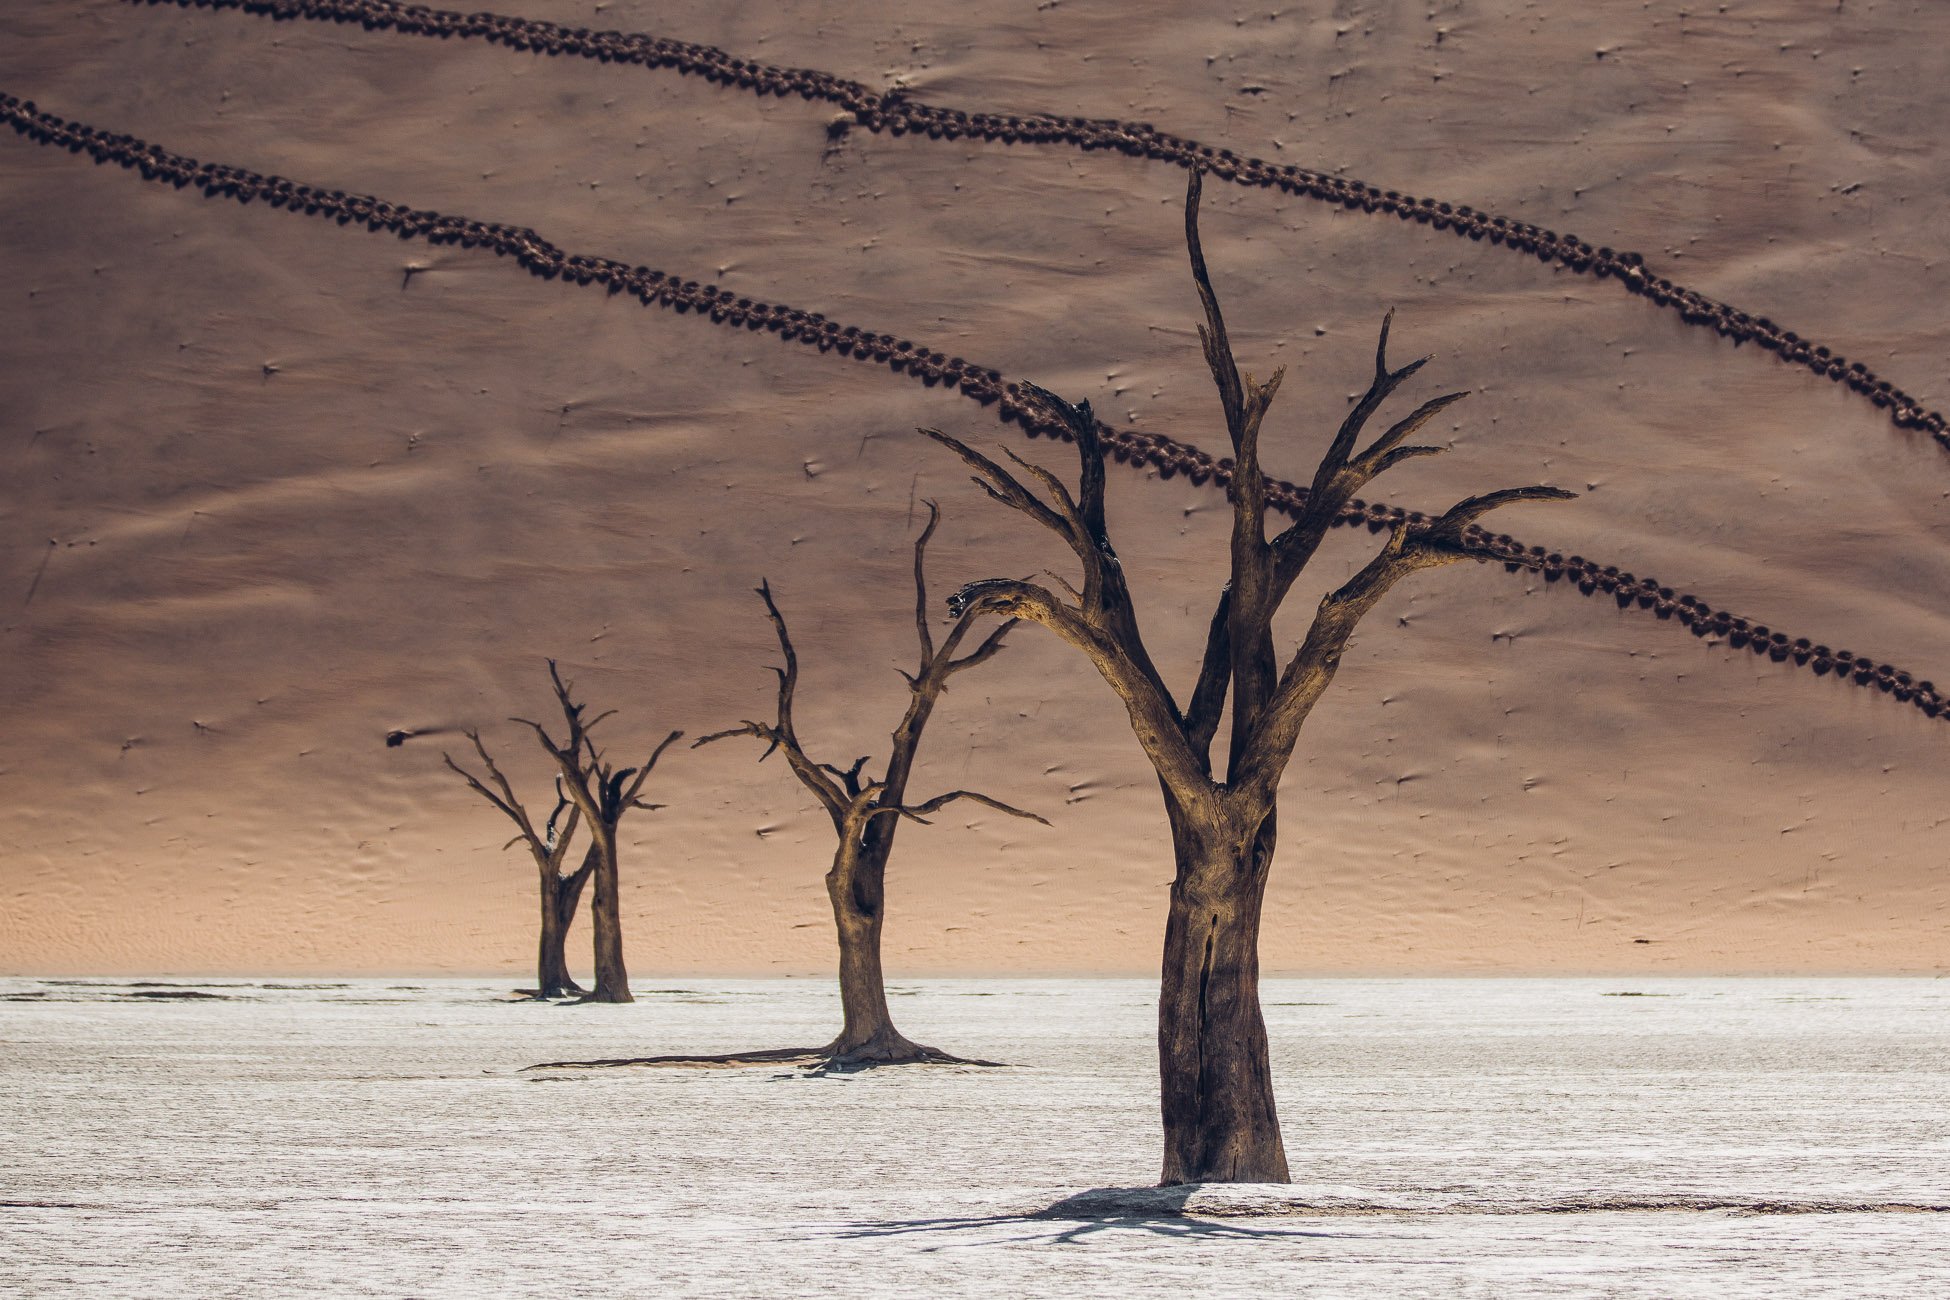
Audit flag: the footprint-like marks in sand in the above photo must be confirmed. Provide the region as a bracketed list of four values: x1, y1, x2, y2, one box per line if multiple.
[2, 91, 1943, 721]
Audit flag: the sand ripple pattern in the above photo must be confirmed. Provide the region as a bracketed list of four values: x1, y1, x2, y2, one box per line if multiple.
[132, 0, 1950, 450]
[3, 92, 1943, 722]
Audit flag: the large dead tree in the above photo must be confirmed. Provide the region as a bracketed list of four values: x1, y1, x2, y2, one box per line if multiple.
[923, 170, 1575, 1183]
[511, 661, 683, 1004]
[679, 506, 1045, 1067]
[443, 731, 596, 999]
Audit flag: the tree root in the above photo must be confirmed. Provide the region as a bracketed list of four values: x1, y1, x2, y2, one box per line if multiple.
[525, 1038, 1005, 1073]
[513, 985, 586, 1001]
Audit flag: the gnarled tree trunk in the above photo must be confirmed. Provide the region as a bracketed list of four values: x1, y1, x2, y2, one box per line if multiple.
[1157, 793, 1286, 1184]
[536, 850, 594, 999]
[825, 832, 915, 1059]
[586, 831, 631, 1003]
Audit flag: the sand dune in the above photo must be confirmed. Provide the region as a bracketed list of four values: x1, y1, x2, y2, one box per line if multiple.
[1, 0, 1945, 975]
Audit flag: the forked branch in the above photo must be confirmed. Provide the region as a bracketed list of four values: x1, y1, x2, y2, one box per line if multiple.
[444, 727, 583, 873]
[1240, 484, 1577, 798]
[692, 581, 852, 825]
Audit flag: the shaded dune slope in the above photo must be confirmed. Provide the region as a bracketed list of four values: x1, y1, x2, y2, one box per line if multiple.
[4, 91, 1943, 722]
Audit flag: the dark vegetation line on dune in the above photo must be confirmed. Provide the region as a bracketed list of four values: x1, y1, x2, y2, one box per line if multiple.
[4, 93, 1943, 721]
[135, 0, 1949, 449]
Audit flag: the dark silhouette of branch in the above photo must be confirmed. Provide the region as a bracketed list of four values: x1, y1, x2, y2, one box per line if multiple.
[869, 790, 1052, 827]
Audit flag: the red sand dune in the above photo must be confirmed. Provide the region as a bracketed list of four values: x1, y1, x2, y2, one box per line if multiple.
[1, 0, 1945, 975]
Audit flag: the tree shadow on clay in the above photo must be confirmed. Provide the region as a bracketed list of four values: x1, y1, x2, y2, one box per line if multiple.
[523, 1043, 1005, 1077]
[818, 1187, 1372, 1248]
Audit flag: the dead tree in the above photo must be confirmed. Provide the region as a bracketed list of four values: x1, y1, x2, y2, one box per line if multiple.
[443, 731, 595, 999]
[922, 170, 1575, 1183]
[680, 506, 1044, 1068]
[513, 660, 683, 1004]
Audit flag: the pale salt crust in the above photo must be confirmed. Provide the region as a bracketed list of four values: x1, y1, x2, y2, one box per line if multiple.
[3, 979, 1947, 1297]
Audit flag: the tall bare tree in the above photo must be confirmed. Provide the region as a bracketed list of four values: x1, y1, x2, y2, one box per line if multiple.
[686, 505, 1046, 1067]
[512, 661, 683, 1004]
[923, 170, 1575, 1183]
[443, 731, 595, 1000]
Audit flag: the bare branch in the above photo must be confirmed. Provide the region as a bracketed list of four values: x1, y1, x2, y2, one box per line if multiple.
[1001, 445, 1085, 532]
[945, 577, 1205, 794]
[1352, 390, 1469, 473]
[443, 740, 523, 829]
[756, 581, 802, 760]
[443, 726, 589, 873]
[622, 728, 685, 806]
[510, 715, 564, 760]
[911, 499, 941, 665]
[1183, 168, 1245, 440]
[462, 728, 525, 810]
[1321, 313, 1430, 482]
[546, 800, 583, 872]
[867, 789, 1051, 827]
[917, 426, 1072, 542]
[944, 617, 1016, 676]
[1182, 586, 1233, 769]
[1372, 444, 1447, 477]
[1241, 483, 1577, 799]
[1269, 330, 1469, 601]
[817, 755, 872, 797]
[1424, 486, 1580, 544]
[696, 582, 850, 823]
[691, 721, 776, 751]
[1016, 384, 1111, 547]
[543, 658, 592, 760]
[543, 779, 569, 844]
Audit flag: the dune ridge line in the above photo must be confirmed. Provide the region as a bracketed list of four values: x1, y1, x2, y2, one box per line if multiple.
[129, 0, 1949, 450]
[3, 90, 1943, 721]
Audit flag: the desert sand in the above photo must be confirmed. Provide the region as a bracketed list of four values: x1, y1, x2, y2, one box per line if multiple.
[2, 0, 1947, 976]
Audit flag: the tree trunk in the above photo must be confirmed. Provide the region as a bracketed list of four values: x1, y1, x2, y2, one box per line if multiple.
[586, 839, 632, 1003]
[536, 877, 575, 999]
[536, 860, 592, 998]
[1156, 795, 1288, 1184]
[824, 836, 915, 1058]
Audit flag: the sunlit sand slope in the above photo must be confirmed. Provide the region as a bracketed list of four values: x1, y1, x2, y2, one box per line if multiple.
[1, 0, 1946, 974]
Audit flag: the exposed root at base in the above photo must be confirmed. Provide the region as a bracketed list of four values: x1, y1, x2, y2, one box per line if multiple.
[524, 1039, 1005, 1073]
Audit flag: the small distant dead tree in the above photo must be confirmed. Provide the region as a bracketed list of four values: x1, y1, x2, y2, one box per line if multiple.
[443, 732, 595, 1000]
[510, 660, 683, 1004]
[540, 505, 1042, 1071]
[923, 170, 1575, 1183]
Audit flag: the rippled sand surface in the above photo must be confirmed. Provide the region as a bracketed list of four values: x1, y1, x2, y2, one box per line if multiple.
[5, 1, 1950, 978]
[3, 978, 1947, 1296]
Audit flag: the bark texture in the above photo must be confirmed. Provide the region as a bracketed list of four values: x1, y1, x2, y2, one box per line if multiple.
[536, 848, 595, 998]
[1156, 796, 1286, 1183]
[924, 169, 1574, 1181]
